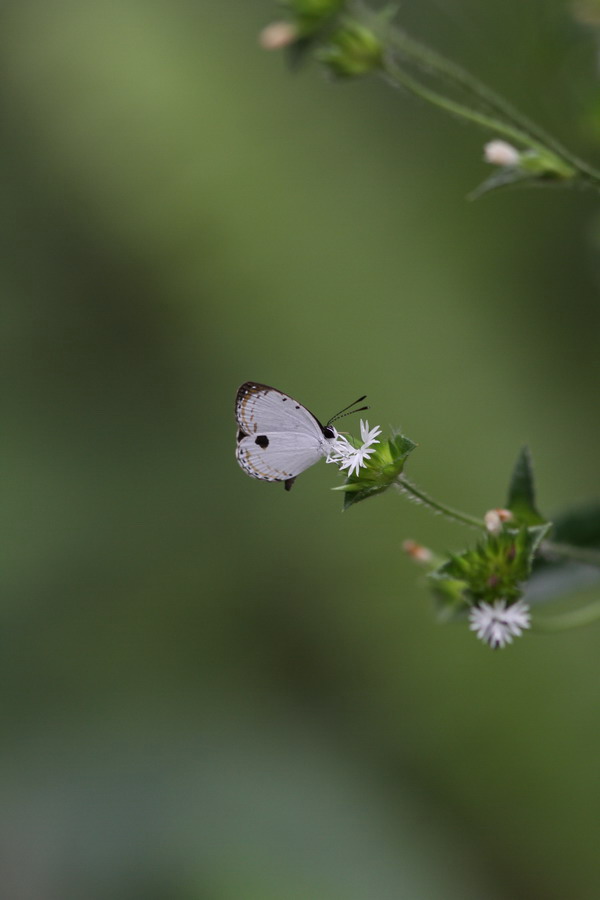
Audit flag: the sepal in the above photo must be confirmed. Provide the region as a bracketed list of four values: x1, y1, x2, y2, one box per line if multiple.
[428, 522, 552, 614]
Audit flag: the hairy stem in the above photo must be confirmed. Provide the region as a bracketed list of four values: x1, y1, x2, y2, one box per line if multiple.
[382, 56, 576, 178]
[379, 24, 600, 182]
[348, 1, 600, 189]
[396, 476, 484, 529]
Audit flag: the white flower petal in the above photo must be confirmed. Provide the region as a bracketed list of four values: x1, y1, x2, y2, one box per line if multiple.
[328, 422, 382, 477]
[469, 599, 530, 649]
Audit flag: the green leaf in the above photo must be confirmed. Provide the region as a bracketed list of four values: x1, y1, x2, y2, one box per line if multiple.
[427, 569, 470, 620]
[469, 167, 535, 200]
[506, 446, 545, 526]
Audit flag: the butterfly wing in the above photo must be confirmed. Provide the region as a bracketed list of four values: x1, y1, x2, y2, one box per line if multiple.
[236, 382, 325, 435]
[236, 431, 327, 482]
[235, 382, 330, 483]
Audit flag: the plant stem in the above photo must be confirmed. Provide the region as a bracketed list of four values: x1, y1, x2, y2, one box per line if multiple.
[387, 30, 556, 144]
[396, 476, 484, 529]
[382, 56, 576, 179]
[532, 599, 600, 632]
[348, 1, 600, 189]
[541, 541, 600, 568]
[380, 25, 600, 183]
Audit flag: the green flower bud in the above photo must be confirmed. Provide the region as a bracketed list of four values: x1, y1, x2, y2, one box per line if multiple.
[317, 21, 384, 77]
[282, 0, 347, 35]
[518, 149, 575, 180]
[429, 523, 551, 608]
[334, 433, 417, 509]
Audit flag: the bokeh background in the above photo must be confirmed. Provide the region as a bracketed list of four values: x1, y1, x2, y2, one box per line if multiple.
[2, 1, 599, 897]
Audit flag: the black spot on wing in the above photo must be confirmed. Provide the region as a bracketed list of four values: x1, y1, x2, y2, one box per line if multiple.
[255, 435, 269, 449]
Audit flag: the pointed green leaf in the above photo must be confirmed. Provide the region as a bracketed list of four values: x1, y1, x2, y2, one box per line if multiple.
[506, 446, 545, 526]
[427, 569, 470, 620]
[469, 167, 535, 200]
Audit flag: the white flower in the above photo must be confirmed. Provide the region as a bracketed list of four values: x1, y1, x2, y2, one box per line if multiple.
[484, 140, 520, 167]
[326, 419, 382, 477]
[469, 599, 531, 649]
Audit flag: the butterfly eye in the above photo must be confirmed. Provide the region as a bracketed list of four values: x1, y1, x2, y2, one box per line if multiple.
[322, 425, 336, 439]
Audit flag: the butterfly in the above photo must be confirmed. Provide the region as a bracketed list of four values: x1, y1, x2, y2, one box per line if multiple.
[235, 382, 367, 491]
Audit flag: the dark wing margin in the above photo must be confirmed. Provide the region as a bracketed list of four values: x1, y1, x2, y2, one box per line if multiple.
[235, 381, 326, 433]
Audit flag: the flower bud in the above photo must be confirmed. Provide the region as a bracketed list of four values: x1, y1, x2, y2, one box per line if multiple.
[403, 540, 433, 565]
[484, 507, 514, 535]
[317, 22, 383, 77]
[484, 140, 520, 167]
[283, 0, 346, 35]
[259, 21, 299, 50]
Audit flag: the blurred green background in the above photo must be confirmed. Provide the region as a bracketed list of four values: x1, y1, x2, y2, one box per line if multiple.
[2, 1, 599, 897]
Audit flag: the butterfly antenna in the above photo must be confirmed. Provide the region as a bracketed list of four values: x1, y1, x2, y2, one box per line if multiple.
[327, 395, 369, 425]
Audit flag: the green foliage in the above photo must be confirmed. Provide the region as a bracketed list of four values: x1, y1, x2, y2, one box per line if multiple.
[282, 0, 346, 30]
[506, 445, 545, 526]
[275, 0, 600, 194]
[552, 501, 600, 549]
[473, 151, 578, 198]
[336, 433, 416, 509]
[527, 501, 600, 598]
[344, 425, 599, 623]
[279, 0, 348, 67]
[281, 0, 346, 41]
[470, 167, 534, 199]
[316, 21, 383, 77]
[430, 524, 551, 614]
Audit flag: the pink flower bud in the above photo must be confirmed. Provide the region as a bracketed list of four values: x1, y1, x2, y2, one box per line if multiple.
[403, 540, 433, 564]
[259, 21, 298, 51]
[484, 508, 514, 535]
[484, 140, 520, 167]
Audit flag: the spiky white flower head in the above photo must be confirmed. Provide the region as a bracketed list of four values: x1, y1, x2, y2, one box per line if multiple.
[484, 140, 520, 167]
[484, 507, 514, 536]
[259, 21, 298, 50]
[402, 539, 433, 564]
[469, 599, 531, 649]
[326, 420, 381, 477]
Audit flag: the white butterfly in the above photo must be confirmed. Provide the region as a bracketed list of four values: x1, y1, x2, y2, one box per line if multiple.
[235, 382, 367, 491]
